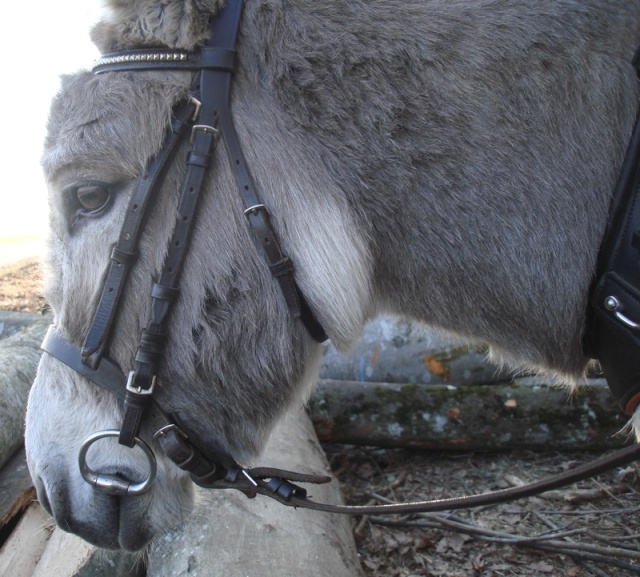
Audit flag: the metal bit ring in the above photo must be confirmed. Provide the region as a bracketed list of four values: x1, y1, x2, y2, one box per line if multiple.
[78, 430, 157, 496]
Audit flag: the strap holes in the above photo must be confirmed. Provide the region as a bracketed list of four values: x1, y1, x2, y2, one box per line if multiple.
[244, 185, 249, 191]
[175, 240, 180, 247]
[189, 187, 194, 193]
[235, 159, 240, 165]
[133, 204, 139, 211]
[108, 287, 114, 293]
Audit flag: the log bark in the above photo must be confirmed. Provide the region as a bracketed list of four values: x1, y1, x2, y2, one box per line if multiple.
[0, 313, 50, 469]
[308, 378, 629, 450]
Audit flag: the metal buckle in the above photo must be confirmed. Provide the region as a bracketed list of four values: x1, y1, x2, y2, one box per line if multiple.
[604, 295, 640, 330]
[126, 370, 156, 395]
[243, 204, 268, 217]
[190, 124, 219, 144]
[153, 423, 189, 440]
[188, 96, 202, 122]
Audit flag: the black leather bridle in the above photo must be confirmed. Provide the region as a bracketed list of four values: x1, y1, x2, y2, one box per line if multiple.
[41, 0, 640, 514]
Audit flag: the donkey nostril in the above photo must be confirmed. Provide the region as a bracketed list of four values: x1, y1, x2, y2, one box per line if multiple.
[35, 476, 53, 515]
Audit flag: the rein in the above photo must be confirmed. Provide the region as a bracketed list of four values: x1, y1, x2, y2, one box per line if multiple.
[41, 0, 640, 516]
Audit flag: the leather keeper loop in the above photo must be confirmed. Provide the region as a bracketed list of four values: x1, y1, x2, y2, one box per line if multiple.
[111, 247, 137, 265]
[151, 283, 179, 302]
[264, 477, 306, 500]
[186, 151, 212, 167]
[200, 47, 237, 71]
[118, 392, 152, 447]
[269, 256, 294, 278]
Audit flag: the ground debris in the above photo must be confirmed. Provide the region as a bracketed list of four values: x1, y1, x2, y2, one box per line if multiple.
[0, 260, 45, 313]
[325, 445, 640, 576]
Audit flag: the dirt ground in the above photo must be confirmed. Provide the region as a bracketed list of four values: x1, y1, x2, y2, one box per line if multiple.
[1, 260, 639, 577]
[0, 259, 47, 313]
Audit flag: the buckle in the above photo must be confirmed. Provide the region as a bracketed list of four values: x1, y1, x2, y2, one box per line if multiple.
[153, 423, 189, 440]
[188, 96, 202, 122]
[190, 124, 219, 144]
[243, 203, 268, 217]
[126, 370, 156, 395]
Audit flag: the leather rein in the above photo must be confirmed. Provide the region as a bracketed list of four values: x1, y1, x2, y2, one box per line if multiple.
[41, 0, 640, 515]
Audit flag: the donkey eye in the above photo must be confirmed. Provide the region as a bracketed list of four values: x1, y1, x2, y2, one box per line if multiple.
[77, 185, 110, 213]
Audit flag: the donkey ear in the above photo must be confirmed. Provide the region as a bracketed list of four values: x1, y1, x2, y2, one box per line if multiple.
[96, 0, 226, 51]
[90, 21, 120, 53]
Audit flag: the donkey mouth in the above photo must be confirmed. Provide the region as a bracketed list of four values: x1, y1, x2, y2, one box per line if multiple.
[64, 496, 155, 551]
[35, 474, 154, 551]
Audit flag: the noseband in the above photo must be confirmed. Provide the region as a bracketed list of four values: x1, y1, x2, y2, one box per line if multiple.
[41, 0, 640, 516]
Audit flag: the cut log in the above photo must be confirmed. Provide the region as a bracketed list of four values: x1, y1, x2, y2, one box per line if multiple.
[0, 448, 35, 532]
[146, 410, 363, 577]
[0, 312, 40, 342]
[0, 502, 53, 577]
[308, 378, 629, 450]
[31, 528, 143, 577]
[320, 316, 513, 386]
[0, 314, 50, 469]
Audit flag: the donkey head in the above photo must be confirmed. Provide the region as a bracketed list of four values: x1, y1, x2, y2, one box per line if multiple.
[25, 0, 371, 550]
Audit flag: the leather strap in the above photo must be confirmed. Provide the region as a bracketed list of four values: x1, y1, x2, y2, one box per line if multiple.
[91, 3, 327, 344]
[81, 101, 197, 366]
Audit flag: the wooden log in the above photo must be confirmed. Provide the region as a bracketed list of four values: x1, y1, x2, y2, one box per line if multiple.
[320, 316, 513, 386]
[0, 503, 53, 577]
[146, 411, 363, 577]
[30, 528, 143, 577]
[0, 448, 35, 532]
[308, 378, 629, 450]
[0, 314, 50, 469]
[0, 312, 40, 342]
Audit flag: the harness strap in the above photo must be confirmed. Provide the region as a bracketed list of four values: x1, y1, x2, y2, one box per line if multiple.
[92, 3, 327, 344]
[81, 102, 197, 365]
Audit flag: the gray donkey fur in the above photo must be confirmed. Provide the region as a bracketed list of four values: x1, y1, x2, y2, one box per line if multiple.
[26, 0, 640, 550]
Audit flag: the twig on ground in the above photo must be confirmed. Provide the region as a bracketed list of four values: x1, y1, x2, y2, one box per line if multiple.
[364, 492, 640, 572]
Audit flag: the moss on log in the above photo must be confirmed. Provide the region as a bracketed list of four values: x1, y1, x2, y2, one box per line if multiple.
[308, 378, 628, 451]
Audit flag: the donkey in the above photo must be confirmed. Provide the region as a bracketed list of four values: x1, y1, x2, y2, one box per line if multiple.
[25, 0, 640, 551]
